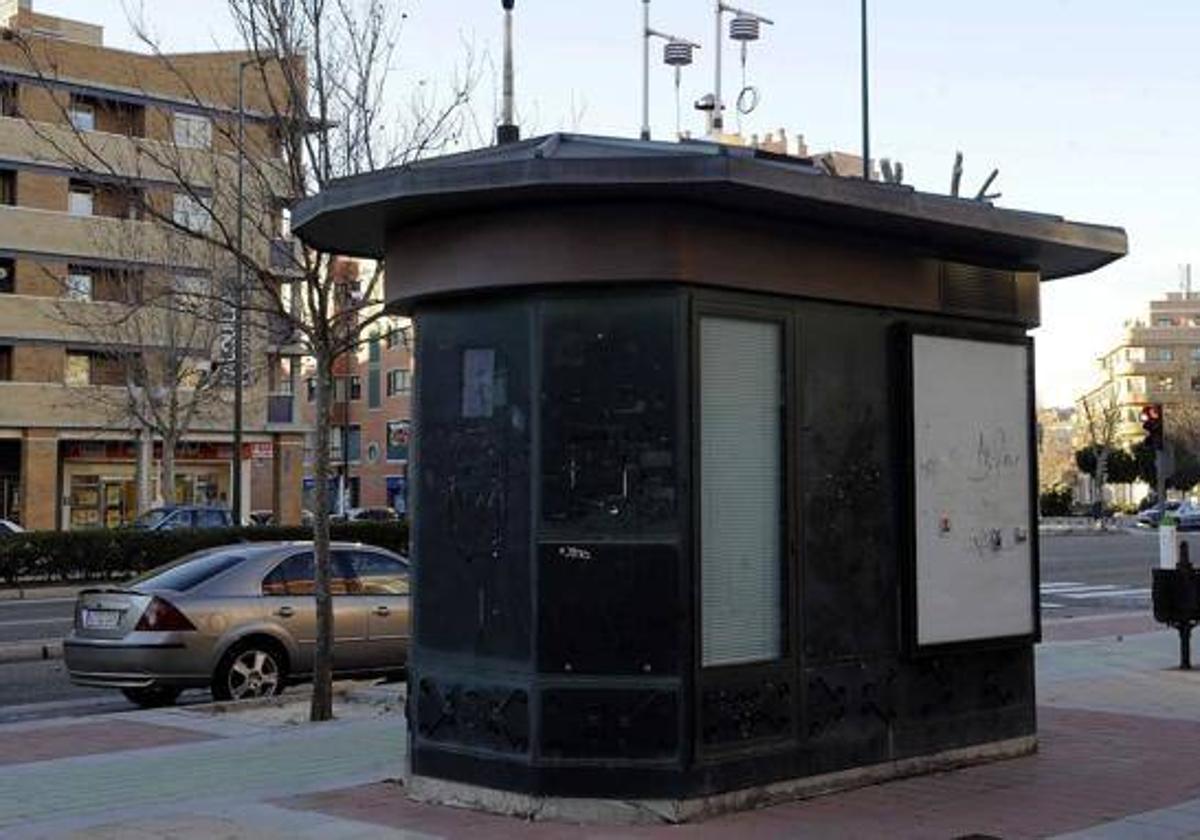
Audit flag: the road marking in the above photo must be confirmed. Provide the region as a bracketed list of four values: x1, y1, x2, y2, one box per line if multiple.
[1040, 585, 1118, 595]
[0, 617, 71, 628]
[1061, 588, 1152, 600]
[1040, 582, 1085, 590]
[1042, 603, 1066, 609]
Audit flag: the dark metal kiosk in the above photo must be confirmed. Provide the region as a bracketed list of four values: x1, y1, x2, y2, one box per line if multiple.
[293, 134, 1126, 820]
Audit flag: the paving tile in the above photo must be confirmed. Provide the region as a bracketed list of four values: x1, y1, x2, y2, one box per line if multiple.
[0, 719, 217, 767]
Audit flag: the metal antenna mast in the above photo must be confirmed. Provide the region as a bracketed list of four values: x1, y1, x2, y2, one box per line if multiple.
[641, 0, 699, 141]
[497, 0, 520, 144]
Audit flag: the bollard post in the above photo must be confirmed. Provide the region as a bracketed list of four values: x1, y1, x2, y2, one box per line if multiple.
[1178, 545, 1194, 670]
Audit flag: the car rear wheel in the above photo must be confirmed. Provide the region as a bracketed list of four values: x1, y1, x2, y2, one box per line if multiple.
[121, 686, 182, 708]
[212, 641, 286, 702]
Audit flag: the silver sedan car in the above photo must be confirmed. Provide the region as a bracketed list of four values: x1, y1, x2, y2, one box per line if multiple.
[64, 541, 410, 707]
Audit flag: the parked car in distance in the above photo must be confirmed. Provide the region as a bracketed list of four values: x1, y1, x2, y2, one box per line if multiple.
[1137, 500, 1182, 528]
[63, 541, 410, 707]
[248, 510, 275, 527]
[131, 506, 233, 531]
[0, 519, 24, 535]
[1175, 502, 1200, 531]
[347, 507, 400, 523]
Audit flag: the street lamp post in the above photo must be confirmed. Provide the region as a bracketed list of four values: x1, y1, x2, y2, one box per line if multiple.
[861, 0, 870, 180]
[231, 57, 257, 526]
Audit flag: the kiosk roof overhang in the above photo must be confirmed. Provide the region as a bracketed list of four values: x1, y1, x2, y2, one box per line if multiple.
[293, 133, 1127, 280]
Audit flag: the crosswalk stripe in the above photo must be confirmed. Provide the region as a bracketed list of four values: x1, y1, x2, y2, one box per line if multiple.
[1060, 588, 1151, 600]
[1040, 582, 1085, 590]
[1040, 585, 1117, 595]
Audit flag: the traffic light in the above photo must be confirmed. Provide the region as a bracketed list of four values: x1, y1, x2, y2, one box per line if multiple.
[1141, 403, 1164, 451]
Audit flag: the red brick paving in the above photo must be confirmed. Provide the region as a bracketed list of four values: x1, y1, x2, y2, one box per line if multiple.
[283, 706, 1200, 839]
[0, 720, 217, 767]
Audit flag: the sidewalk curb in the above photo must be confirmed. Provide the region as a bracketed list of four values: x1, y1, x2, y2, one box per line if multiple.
[0, 639, 63, 664]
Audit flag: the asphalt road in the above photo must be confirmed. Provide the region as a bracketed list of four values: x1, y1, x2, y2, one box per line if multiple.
[0, 530, 1165, 722]
[0, 597, 75, 643]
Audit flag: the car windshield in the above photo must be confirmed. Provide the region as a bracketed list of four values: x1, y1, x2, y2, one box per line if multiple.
[128, 549, 246, 592]
[133, 509, 173, 530]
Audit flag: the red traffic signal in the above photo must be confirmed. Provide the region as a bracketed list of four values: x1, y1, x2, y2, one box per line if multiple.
[1141, 403, 1164, 451]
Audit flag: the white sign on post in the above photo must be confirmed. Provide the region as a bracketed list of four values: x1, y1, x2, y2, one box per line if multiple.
[911, 334, 1035, 648]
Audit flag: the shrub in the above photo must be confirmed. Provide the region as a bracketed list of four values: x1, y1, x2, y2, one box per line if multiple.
[1039, 485, 1074, 517]
[0, 521, 409, 586]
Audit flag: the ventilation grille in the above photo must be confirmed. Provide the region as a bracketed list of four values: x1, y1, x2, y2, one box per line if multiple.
[939, 262, 1018, 318]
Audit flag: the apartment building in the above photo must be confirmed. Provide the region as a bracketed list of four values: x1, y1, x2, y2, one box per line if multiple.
[1077, 290, 1200, 451]
[0, 1, 307, 529]
[298, 259, 413, 517]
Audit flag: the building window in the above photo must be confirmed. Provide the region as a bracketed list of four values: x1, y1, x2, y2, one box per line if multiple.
[386, 368, 411, 397]
[270, 357, 296, 395]
[0, 258, 12, 294]
[68, 182, 94, 216]
[368, 335, 381, 364]
[65, 352, 91, 386]
[0, 346, 10, 381]
[1191, 347, 1200, 361]
[1155, 317, 1175, 327]
[700, 315, 783, 667]
[367, 368, 381, 408]
[1158, 376, 1177, 392]
[173, 193, 212, 233]
[1192, 376, 1200, 393]
[173, 112, 212, 149]
[68, 98, 95, 132]
[0, 170, 14, 206]
[386, 324, 411, 350]
[1154, 347, 1175, 362]
[335, 375, 362, 402]
[306, 376, 316, 402]
[65, 270, 93, 302]
[386, 420, 410, 462]
[0, 82, 16, 118]
[331, 425, 362, 462]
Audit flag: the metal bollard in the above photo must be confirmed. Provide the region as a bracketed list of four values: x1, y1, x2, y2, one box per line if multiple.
[1152, 541, 1200, 670]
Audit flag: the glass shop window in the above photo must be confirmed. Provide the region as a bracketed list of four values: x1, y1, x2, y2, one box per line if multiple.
[540, 297, 678, 536]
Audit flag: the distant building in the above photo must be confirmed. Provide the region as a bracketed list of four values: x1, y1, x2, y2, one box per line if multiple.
[0, 0, 307, 529]
[298, 259, 412, 517]
[1074, 289, 1200, 505]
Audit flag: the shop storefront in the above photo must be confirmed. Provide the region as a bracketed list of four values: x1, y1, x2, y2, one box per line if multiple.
[61, 441, 234, 529]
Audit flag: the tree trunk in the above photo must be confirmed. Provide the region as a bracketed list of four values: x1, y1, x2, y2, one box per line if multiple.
[310, 349, 335, 722]
[160, 435, 177, 505]
[135, 427, 153, 515]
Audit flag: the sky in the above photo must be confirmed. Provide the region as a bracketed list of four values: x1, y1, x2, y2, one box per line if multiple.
[34, 0, 1200, 407]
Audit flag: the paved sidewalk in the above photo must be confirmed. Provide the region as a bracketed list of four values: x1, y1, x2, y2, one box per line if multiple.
[3, 623, 1200, 838]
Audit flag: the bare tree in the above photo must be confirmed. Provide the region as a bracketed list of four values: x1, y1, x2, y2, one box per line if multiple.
[11, 0, 477, 720]
[1076, 389, 1121, 517]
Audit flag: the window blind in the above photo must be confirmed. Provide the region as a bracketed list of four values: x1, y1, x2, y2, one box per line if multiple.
[700, 316, 783, 667]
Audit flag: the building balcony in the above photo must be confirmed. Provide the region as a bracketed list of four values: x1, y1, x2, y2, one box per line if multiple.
[1113, 358, 1183, 376]
[0, 380, 310, 433]
[0, 116, 220, 190]
[0, 205, 212, 270]
[1128, 325, 1200, 344]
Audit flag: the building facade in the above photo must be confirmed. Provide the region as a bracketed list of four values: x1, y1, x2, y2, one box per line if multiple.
[298, 259, 413, 517]
[0, 1, 307, 529]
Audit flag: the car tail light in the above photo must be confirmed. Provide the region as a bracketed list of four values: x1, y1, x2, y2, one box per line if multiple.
[135, 597, 196, 632]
